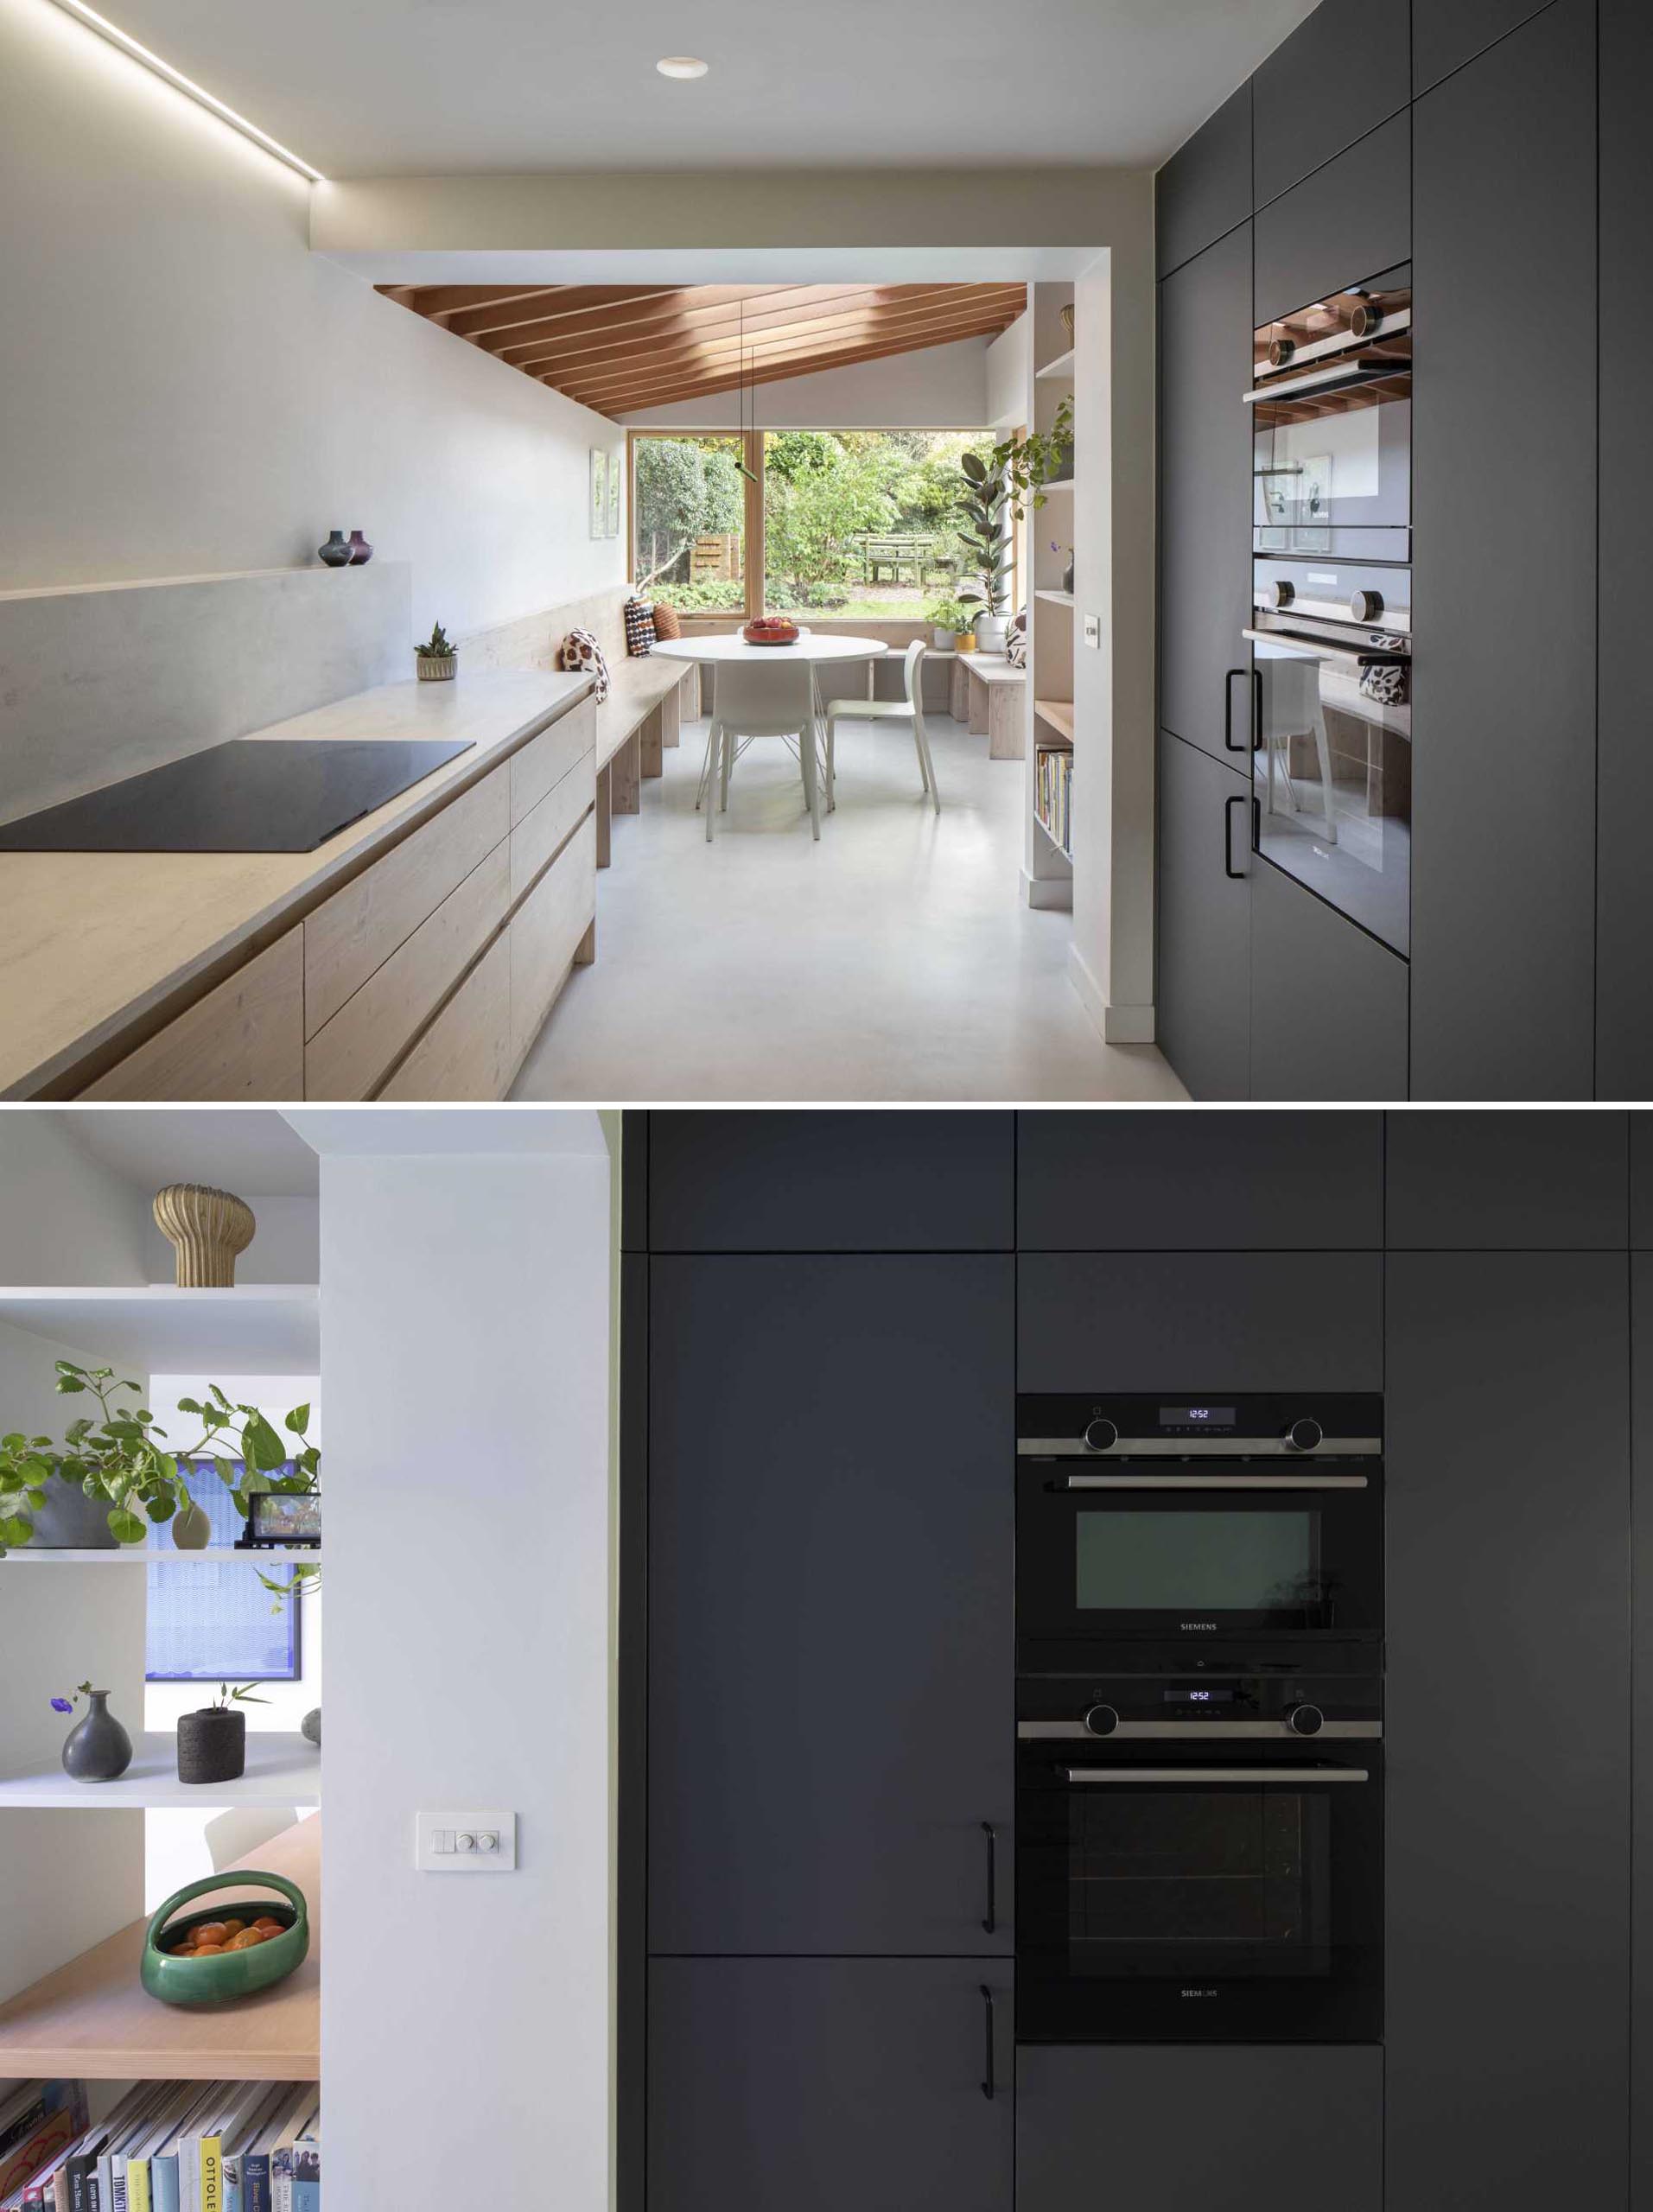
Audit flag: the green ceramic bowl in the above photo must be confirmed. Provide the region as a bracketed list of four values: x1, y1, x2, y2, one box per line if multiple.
[141, 1871, 309, 2007]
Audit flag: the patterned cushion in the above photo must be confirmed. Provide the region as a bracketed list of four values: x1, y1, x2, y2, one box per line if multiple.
[623, 597, 657, 657]
[558, 626, 611, 703]
[652, 601, 683, 640]
[1005, 610, 1028, 670]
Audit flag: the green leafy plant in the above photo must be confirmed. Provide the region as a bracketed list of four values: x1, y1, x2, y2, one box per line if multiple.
[0, 1363, 318, 1588]
[989, 393, 1075, 523]
[925, 596, 976, 634]
[205, 1681, 270, 1711]
[415, 623, 455, 659]
[955, 450, 1012, 623]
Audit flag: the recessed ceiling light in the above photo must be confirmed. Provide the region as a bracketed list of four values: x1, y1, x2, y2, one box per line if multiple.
[656, 56, 709, 79]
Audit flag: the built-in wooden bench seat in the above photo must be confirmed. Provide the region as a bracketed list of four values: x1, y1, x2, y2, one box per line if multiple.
[949, 652, 1027, 760]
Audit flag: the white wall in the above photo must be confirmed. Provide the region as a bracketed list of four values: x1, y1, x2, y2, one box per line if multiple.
[986, 313, 1032, 431]
[142, 1198, 321, 1287]
[0, 0, 626, 642]
[621, 334, 992, 429]
[0, 1116, 149, 1285]
[317, 1131, 610, 2212]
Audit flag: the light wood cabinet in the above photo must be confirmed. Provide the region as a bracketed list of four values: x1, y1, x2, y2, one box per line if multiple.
[510, 692, 595, 825]
[379, 933, 512, 1101]
[509, 815, 596, 1068]
[512, 749, 596, 903]
[83, 931, 303, 1100]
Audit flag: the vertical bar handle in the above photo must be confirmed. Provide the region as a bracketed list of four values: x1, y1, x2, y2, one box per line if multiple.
[979, 1984, 996, 2100]
[1224, 665, 1249, 753]
[1224, 794, 1249, 879]
[980, 1821, 997, 1936]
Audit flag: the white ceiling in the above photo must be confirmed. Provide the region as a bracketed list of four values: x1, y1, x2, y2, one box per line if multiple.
[97, 0, 1318, 178]
[62, 1110, 322, 1197]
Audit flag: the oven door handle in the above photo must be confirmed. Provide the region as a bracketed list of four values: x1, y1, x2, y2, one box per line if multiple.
[1059, 1471, 1368, 1491]
[1064, 1766, 1370, 1785]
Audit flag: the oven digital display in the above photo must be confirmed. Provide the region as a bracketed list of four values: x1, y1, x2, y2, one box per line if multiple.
[1164, 1688, 1235, 1704]
[1157, 1405, 1237, 1427]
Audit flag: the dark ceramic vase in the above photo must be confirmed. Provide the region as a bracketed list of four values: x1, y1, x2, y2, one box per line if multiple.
[1062, 554, 1075, 594]
[29, 1478, 118, 1549]
[346, 531, 373, 566]
[318, 530, 351, 569]
[61, 1690, 133, 1783]
[177, 1707, 245, 1785]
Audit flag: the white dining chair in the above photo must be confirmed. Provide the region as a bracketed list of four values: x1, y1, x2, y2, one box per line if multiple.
[696, 658, 822, 842]
[822, 639, 940, 814]
[1258, 654, 1338, 844]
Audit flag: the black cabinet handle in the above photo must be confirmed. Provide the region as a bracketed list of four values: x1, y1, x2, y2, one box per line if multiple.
[979, 1984, 996, 2101]
[1223, 665, 1252, 753]
[980, 1822, 997, 1936]
[1224, 794, 1249, 879]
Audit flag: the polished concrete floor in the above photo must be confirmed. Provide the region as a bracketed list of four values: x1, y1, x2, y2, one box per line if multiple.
[512, 708, 1186, 1103]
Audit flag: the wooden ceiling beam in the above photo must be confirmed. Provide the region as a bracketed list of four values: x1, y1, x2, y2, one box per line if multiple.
[500, 284, 1022, 375]
[459, 281, 791, 347]
[478, 281, 892, 357]
[380, 282, 679, 329]
[564, 310, 1021, 415]
[549, 299, 1027, 407]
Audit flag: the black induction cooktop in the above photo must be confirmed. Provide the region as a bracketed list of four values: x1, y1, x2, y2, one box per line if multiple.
[0, 736, 476, 854]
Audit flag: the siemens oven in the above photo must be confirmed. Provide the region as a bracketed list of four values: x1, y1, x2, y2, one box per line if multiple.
[1016, 1395, 1383, 1663]
[1016, 1670, 1383, 2043]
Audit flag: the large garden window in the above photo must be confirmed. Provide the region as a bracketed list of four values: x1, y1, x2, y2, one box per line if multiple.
[631, 433, 747, 614]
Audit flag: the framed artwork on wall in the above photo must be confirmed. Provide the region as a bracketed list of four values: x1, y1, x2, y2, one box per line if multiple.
[590, 447, 608, 538]
[607, 446, 622, 537]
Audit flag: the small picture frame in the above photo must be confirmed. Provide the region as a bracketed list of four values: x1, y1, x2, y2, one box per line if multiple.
[607, 447, 622, 538]
[238, 1491, 321, 1548]
[590, 447, 608, 538]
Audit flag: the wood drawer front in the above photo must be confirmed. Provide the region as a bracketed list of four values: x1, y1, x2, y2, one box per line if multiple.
[511, 694, 595, 826]
[378, 932, 512, 1102]
[510, 813, 596, 1066]
[82, 931, 303, 1100]
[303, 768, 509, 1037]
[304, 841, 510, 1100]
[511, 748, 595, 902]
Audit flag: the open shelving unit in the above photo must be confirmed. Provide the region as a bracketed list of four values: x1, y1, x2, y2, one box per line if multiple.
[0, 1280, 322, 2107]
[1021, 286, 1078, 912]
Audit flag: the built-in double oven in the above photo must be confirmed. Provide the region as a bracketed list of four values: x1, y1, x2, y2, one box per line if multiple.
[1014, 1395, 1384, 2045]
[1242, 273, 1413, 956]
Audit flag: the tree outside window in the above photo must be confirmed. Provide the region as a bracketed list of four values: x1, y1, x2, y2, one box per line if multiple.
[632, 434, 746, 613]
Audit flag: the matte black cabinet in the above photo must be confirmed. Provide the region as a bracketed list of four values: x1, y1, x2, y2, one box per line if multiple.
[1253, 111, 1410, 326]
[1413, 0, 1555, 95]
[1634, 1256, 1653, 2207]
[1634, 1114, 1653, 1248]
[645, 1109, 1014, 1251]
[1155, 732, 1251, 1098]
[1409, 0, 1597, 1097]
[1156, 79, 1250, 277]
[1017, 2046, 1382, 2212]
[1017, 1253, 1383, 1391]
[647, 1254, 1014, 1955]
[1016, 1108, 1383, 1249]
[1385, 1252, 1630, 2210]
[1386, 1110, 1629, 1248]
[1253, 0, 1410, 208]
[1158, 226, 1253, 767]
[1248, 863, 1409, 1101]
[1596, 0, 1653, 1099]
[648, 1959, 1013, 2212]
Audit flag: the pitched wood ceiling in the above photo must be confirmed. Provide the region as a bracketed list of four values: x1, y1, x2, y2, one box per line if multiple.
[376, 282, 1027, 418]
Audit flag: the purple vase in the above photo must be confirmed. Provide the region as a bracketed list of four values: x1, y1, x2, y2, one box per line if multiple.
[346, 531, 373, 566]
[317, 531, 350, 569]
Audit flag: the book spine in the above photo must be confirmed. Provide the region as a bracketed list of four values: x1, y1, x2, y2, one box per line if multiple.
[198, 2142, 221, 2212]
[125, 2164, 149, 2212]
[268, 2155, 289, 2212]
[240, 2157, 268, 2212]
[149, 2156, 178, 2212]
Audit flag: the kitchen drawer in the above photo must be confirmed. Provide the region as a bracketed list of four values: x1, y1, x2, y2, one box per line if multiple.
[510, 746, 594, 902]
[304, 841, 510, 1100]
[509, 811, 596, 1067]
[510, 692, 595, 826]
[81, 930, 302, 1100]
[1156, 80, 1251, 277]
[303, 766, 509, 1036]
[378, 931, 512, 1102]
[1254, 111, 1410, 326]
[1253, 0, 1409, 209]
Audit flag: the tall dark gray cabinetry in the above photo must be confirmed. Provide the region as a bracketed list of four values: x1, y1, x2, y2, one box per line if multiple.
[632, 1115, 1014, 2212]
[1154, 0, 1625, 1099]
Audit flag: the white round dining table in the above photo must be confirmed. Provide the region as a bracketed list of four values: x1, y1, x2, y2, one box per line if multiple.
[650, 632, 889, 825]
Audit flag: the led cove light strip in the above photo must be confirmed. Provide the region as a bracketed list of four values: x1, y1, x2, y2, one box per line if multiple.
[47, 0, 327, 181]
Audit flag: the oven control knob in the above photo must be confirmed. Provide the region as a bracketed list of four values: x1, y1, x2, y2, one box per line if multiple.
[1263, 579, 1295, 611]
[1287, 1417, 1324, 1452]
[1083, 1418, 1119, 1452]
[1349, 588, 1385, 622]
[1289, 1704, 1326, 1737]
[1268, 335, 1296, 367]
[1084, 1705, 1120, 1738]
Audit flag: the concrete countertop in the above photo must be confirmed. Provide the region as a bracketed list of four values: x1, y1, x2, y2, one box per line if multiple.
[0, 667, 593, 1097]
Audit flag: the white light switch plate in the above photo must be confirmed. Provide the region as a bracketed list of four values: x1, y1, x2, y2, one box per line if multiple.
[1082, 613, 1101, 650]
[416, 1809, 518, 1871]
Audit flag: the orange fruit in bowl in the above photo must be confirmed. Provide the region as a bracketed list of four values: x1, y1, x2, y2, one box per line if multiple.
[218, 1918, 246, 1939]
[252, 1916, 283, 1934]
[193, 1942, 226, 1955]
[226, 1928, 267, 1950]
[192, 1923, 229, 1946]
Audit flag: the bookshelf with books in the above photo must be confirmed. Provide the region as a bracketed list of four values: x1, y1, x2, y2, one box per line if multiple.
[0, 2073, 320, 2211]
[1021, 283, 1076, 913]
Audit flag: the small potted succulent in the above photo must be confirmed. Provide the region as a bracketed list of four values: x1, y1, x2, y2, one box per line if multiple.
[925, 597, 976, 652]
[415, 623, 458, 681]
[177, 1682, 268, 1785]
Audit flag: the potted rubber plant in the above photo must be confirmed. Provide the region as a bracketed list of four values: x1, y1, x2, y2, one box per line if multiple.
[177, 1682, 268, 1785]
[955, 451, 1013, 656]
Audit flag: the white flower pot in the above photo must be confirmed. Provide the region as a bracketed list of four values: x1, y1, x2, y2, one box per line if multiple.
[975, 616, 1009, 657]
[931, 628, 957, 651]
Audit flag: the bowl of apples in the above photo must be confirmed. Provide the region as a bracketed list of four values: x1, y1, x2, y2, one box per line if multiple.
[141, 1871, 309, 2006]
[741, 615, 800, 647]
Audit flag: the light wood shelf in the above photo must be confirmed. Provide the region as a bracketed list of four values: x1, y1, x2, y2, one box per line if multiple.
[0, 1286, 319, 1373]
[0, 1815, 320, 2080]
[0, 1732, 320, 1810]
[1037, 478, 1078, 495]
[1034, 809, 1072, 861]
[1033, 699, 1076, 745]
[1034, 589, 1075, 607]
[4, 1548, 321, 1567]
[1035, 347, 1075, 380]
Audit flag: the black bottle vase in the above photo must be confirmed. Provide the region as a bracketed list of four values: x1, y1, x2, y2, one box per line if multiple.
[60, 1690, 133, 1783]
[318, 531, 351, 568]
[177, 1706, 246, 1785]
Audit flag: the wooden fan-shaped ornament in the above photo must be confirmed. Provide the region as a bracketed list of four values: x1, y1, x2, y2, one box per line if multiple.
[153, 1184, 257, 1287]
